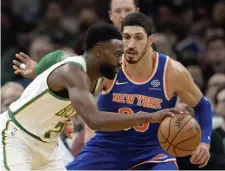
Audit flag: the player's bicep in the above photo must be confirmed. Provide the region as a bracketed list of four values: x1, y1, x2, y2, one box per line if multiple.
[174, 62, 202, 107]
[60, 64, 99, 123]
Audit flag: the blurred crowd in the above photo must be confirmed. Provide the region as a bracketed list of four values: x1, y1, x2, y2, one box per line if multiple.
[1, 0, 225, 169]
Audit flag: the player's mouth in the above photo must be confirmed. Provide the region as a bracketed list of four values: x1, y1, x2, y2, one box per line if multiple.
[126, 51, 138, 58]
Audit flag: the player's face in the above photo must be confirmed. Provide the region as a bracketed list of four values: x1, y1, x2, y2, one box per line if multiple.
[109, 0, 138, 31]
[99, 39, 123, 79]
[123, 26, 151, 64]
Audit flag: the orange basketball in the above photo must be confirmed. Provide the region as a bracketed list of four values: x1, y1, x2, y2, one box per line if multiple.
[158, 114, 201, 157]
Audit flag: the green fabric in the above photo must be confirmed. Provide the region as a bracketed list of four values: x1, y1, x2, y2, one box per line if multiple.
[34, 50, 65, 75]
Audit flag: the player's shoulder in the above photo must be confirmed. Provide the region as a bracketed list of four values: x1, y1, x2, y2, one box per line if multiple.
[166, 57, 189, 83]
[62, 55, 87, 73]
[167, 57, 185, 73]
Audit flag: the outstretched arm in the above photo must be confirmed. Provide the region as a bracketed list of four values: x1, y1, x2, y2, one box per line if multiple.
[13, 50, 74, 79]
[48, 63, 179, 131]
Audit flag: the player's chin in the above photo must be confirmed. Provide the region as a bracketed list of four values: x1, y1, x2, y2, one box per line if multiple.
[126, 56, 138, 64]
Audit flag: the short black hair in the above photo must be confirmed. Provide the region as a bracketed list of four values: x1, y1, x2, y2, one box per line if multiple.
[206, 36, 225, 48]
[84, 23, 122, 51]
[109, 0, 138, 10]
[121, 12, 152, 36]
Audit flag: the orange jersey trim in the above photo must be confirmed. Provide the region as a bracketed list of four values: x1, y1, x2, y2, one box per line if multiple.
[122, 52, 159, 85]
[102, 74, 117, 94]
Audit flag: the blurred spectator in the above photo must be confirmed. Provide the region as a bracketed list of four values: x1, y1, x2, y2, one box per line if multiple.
[33, 1, 73, 48]
[155, 5, 174, 33]
[204, 36, 225, 74]
[205, 26, 224, 40]
[154, 33, 177, 60]
[214, 85, 225, 147]
[16, 35, 56, 88]
[11, 0, 40, 23]
[187, 65, 205, 92]
[206, 73, 225, 109]
[109, 0, 139, 31]
[1, 82, 24, 113]
[29, 35, 54, 62]
[74, 8, 99, 54]
[211, 1, 225, 29]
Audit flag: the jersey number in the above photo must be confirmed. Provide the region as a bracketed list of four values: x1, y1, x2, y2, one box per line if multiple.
[118, 108, 149, 132]
[44, 121, 65, 139]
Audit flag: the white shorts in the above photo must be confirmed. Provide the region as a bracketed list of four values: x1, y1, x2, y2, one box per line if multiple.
[0, 111, 66, 170]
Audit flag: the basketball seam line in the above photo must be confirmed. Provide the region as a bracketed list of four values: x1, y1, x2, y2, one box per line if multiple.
[159, 129, 198, 151]
[175, 132, 201, 149]
[167, 117, 172, 140]
[166, 116, 193, 152]
[159, 128, 168, 144]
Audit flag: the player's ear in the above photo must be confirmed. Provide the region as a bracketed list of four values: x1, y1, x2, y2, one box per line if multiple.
[148, 35, 154, 46]
[93, 45, 101, 58]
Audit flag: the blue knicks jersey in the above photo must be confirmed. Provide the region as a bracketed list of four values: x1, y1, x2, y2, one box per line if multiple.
[96, 52, 177, 150]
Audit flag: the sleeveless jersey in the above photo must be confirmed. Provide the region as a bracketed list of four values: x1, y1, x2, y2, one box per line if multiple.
[96, 52, 177, 150]
[8, 56, 87, 143]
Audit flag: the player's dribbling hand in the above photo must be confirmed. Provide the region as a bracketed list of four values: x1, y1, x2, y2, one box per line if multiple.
[151, 108, 183, 123]
[13, 52, 37, 79]
[64, 118, 75, 139]
[190, 142, 210, 168]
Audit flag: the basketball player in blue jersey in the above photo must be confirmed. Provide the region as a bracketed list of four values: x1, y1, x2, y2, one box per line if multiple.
[12, 13, 212, 170]
[66, 12, 212, 170]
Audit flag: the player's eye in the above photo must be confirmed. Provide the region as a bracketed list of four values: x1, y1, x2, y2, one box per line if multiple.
[125, 8, 132, 13]
[136, 36, 142, 40]
[123, 35, 130, 40]
[115, 9, 121, 13]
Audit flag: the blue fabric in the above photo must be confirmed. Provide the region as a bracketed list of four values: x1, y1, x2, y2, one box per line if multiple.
[194, 96, 212, 144]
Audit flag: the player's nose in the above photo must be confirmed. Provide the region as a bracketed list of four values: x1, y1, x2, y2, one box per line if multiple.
[128, 39, 136, 49]
[120, 10, 127, 19]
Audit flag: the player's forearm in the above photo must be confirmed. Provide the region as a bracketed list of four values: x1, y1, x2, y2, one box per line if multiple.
[34, 50, 66, 76]
[86, 111, 152, 131]
[194, 96, 212, 144]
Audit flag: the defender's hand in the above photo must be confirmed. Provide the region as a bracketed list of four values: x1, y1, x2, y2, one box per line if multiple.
[151, 108, 183, 123]
[13, 52, 37, 79]
[190, 142, 210, 168]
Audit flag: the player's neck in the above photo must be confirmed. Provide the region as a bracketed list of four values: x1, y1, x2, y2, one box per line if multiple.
[84, 52, 101, 82]
[125, 48, 155, 81]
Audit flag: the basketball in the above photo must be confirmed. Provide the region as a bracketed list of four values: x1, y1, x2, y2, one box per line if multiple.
[158, 114, 201, 157]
